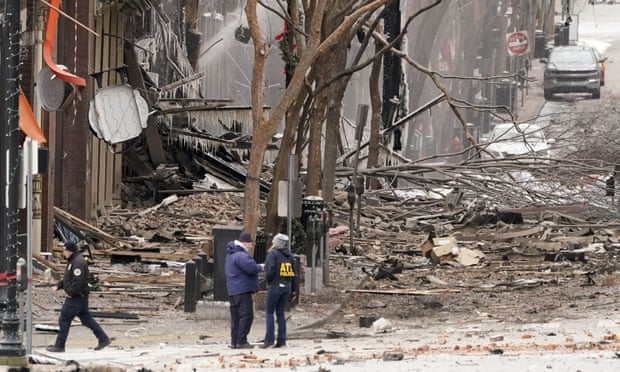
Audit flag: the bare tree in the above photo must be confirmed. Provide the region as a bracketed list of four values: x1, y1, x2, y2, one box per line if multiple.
[250, 0, 572, 239]
[243, 0, 391, 237]
[261, 0, 444, 232]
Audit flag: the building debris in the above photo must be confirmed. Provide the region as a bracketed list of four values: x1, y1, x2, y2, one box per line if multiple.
[37, 165, 620, 340]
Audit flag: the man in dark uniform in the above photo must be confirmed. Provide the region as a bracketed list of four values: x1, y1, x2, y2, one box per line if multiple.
[46, 242, 111, 352]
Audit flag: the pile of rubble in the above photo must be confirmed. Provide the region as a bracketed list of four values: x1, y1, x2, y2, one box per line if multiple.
[31, 179, 617, 328]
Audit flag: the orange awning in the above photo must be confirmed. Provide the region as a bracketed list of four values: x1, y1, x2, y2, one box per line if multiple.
[19, 88, 47, 144]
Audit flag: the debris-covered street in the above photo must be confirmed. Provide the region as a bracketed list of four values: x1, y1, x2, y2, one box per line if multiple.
[16, 2, 620, 371]
[27, 57, 620, 370]
[26, 178, 620, 370]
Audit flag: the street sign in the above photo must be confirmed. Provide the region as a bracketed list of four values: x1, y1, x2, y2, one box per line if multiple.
[277, 180, 303, 217]
[506, 31, 530, 56]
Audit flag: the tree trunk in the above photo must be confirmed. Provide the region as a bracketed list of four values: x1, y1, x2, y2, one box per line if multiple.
[321, 48, 349, 203]
[244, 0, 269, 238]
[312, 0, 348, 202]
[367, 36, 383, 190]
[305, 69, 329, 196]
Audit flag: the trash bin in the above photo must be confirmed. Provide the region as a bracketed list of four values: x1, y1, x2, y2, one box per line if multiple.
[534, 30, 546, 58]
[495, 79, 517, 113]
[300, 196, 326, 230]
[554, 24, 569, 46]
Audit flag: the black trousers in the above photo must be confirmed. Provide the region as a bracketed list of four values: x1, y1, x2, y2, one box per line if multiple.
[54, 296, 108, 348]
[228, 292, 254, 346]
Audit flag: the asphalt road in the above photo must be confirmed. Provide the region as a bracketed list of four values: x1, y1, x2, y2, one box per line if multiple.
[580, 2, 620, 93]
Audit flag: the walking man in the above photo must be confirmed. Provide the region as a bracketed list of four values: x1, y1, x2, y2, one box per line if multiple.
[225, 231, 264, 349]
[46, 242, 111, 352]
[260, 233, 297, 348]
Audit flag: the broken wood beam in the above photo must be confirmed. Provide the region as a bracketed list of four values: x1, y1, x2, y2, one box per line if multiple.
[346, 288, 461, 295]
[159, 71, 205, 92]
[156, 188, 245, 194]
[54, 206, 127, 248]
[158, 103, 230, 114]
[137, 194, 179, 216]
[88, 311, 139, 319]
[477, 226, 545, 241]
[98, 249, 195, 263]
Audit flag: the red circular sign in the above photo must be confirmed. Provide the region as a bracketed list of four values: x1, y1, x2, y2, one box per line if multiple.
[507, 32, 529, 55]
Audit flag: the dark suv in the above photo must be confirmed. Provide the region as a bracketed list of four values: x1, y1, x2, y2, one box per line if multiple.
[542, 46, 601, 99]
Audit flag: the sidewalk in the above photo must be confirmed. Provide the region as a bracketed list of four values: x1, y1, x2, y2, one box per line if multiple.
[26, 303, 620, 371]
[27, 298, 345, 371]
[516, 57, 547, 122]
[25, 259, 620, 372]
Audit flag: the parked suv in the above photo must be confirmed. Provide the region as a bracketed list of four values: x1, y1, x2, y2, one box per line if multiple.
[541, 46, 601, 99]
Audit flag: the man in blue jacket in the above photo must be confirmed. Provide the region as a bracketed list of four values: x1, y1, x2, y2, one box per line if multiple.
[225, 231, 264, 349]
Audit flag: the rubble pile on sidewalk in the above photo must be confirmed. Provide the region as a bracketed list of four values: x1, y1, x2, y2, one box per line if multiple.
[32, 171, 620, 330]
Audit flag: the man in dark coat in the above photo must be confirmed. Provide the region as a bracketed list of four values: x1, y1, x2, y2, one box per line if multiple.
[225, 231, 264, 349]
[260, 233, 297, 348]
[46, 242, 111, 352]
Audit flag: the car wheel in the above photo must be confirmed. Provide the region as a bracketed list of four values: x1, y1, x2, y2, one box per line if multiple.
[592, 89, 601, 99]
[544, 89, 553, 100]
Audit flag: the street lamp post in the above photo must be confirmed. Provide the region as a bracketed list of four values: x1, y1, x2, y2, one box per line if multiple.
[0, 0, 28, 365]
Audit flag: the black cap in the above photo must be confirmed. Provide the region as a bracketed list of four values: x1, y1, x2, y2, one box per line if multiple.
[63, 242, 78, 253]
[239, 231, 253, 243]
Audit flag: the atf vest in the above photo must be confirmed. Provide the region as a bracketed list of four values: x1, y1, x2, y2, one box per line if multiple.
[278, 261, 295, 279]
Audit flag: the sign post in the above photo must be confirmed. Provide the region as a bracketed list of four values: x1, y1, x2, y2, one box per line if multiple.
[506, 31, 530, 56]
[505, 31, 530, 116]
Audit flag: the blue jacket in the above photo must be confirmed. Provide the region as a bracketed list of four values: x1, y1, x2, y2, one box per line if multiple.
[265, 247, 297, 292]
[225, 240, 262, 296]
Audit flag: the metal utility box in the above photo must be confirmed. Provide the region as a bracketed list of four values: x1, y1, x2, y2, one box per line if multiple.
[534, 30, 546, 58]
[212, 225, 243, 301]
[211, 225, 267, 301]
